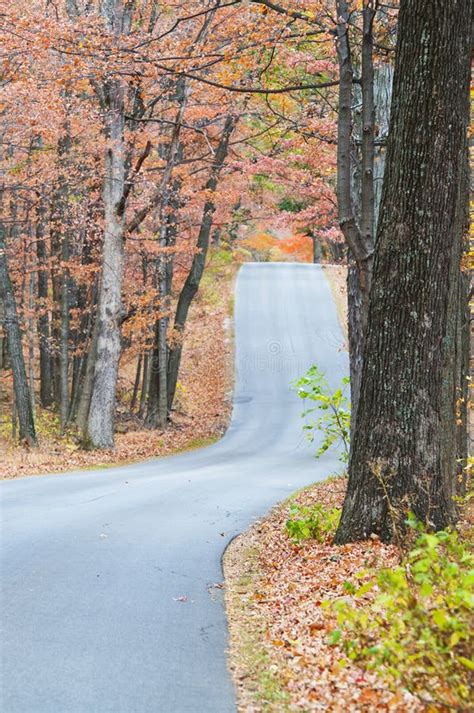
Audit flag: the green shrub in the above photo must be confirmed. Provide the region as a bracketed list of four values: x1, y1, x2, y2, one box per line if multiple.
[286, 503, 341, 542]
[278, 196, 305, 213]
[293, 365, 350, 463]
[331, 524, 474, 708]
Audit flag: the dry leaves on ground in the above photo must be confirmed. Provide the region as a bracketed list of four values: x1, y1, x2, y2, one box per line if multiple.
[224, 477, 423, 712]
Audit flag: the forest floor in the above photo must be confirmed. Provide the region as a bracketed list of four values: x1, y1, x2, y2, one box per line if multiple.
[223, 476, 423, 712]
[0, 248, 238, 479]
[224, 476, 473, 712]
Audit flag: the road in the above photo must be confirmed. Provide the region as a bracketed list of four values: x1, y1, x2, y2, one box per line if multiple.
[1, 263, 348, 713]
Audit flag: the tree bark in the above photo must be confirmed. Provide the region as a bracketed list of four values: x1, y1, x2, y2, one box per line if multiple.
[335, 0, 471, 543]
[0, 220, 37, 446]
[335, 1, 375, 426]
[167, 115, 236, 412]
[35, 197, 54, 408]
[86, 100, 125, 447]
[86, 1, 130, 449]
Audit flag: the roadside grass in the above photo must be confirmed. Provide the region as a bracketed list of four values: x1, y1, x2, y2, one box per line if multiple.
[224, 540, 291, 712]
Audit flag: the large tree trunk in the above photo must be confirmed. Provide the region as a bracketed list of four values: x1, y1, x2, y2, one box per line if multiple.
[335, 0, 471, 543]
[86, 1, 130, 449]
[86, 89, 126, 448]
[0, 221, 37, 447]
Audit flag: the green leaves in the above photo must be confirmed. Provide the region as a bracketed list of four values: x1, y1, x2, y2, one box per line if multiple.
[293, 365, 350, 464]
[327, 629, 342, 645]
[285, 503, 341, 543]
[331, 527, 474, 708]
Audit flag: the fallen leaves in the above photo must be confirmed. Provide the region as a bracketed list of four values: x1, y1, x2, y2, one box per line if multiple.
[224, 477, 423, 712]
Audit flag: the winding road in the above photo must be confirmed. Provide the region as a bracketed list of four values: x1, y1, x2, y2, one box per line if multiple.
[1, 263, 347, 713]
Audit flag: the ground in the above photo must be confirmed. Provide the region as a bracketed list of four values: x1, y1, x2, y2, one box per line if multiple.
[224, 478, 422, 712]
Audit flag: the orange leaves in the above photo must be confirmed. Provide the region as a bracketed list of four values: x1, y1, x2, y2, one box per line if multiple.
[241, 231, 279, 253]
[280, 233, 314, 262]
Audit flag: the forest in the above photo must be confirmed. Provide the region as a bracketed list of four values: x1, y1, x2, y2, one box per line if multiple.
[0, 1, 472, 712]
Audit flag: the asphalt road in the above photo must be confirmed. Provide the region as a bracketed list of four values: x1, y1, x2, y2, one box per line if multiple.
[1, 263, 348, 713]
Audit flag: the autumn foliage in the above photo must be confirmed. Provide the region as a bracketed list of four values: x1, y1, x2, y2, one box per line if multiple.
[0, 0, 343, 456]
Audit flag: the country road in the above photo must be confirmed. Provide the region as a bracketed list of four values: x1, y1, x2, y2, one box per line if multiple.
[1, 263, 347, 713]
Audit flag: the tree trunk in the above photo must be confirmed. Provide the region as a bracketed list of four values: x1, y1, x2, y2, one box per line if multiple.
[335, 1, 375, 425]
[373, 63, 393, 230]
[86, 1, 132, 449]
[0, 221, 37, 447]
[146, 176, 181, 427]
[36, 198, 54, 408]
[312, 234, 322, 263]
[146, 219, 172, 429]
[76, 309, 99, 437]
[85, 106, 125, 447]
[0, 299, 6, 370]
[167, 115, 236, 412]
[138, 351, 150, 418]
[335, 0, 471, 543]
[69, 285, 96, 424]
[27, 269, 36, 419]
[59, 231, 69, 432]
[130, 353, 142, 413]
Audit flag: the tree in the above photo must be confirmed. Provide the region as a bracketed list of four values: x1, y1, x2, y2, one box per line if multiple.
[335, 0, 395, 432]
[85, 1, 132, 449]
[0, 219, 37, 447]
[0, 0, 345, 452]
[335, 0, 471, 543]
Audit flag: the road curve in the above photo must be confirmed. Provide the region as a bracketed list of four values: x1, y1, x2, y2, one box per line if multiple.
[1, 263, 347, 713]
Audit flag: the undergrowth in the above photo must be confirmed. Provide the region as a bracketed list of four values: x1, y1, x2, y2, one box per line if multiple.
[286, 502, 341, 542]
[284, 472, 473, 710]
[331, 520, 474, 710]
